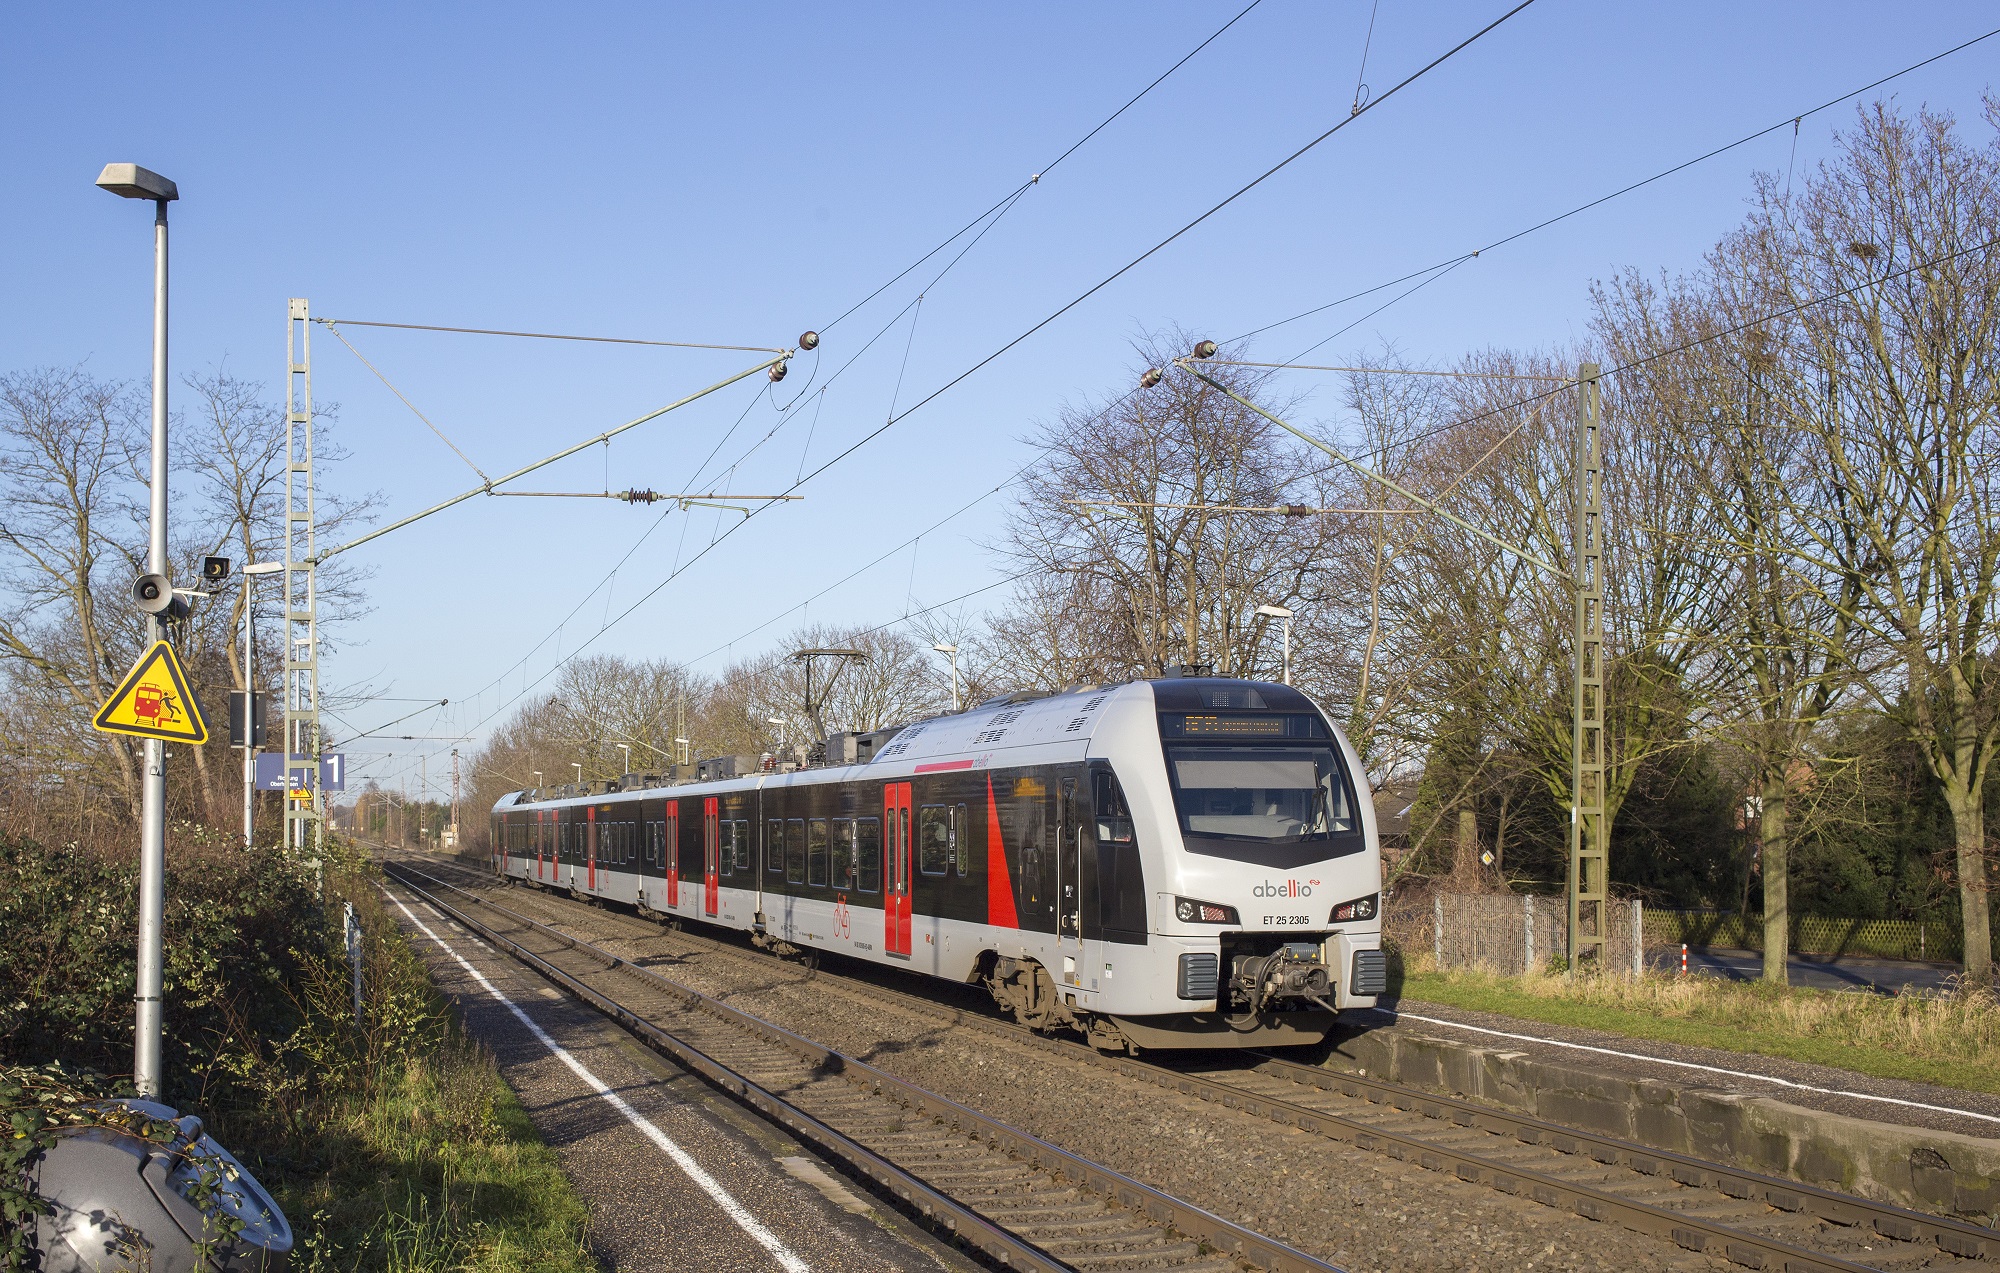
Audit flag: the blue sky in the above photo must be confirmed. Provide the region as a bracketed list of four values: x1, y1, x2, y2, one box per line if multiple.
[6, 3, 1995, 793]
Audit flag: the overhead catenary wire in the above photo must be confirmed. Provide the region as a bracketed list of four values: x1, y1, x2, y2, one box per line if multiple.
[787, 0, 1539, 503]
[313, 317, 785, 354]
[422, 4, 1531, 760]
[1197, 359, 1572, 383]
[1228, 23, 2000, 346]
[1266, 232, 2000, 479]
[423, 1, 1291, 744]
[323, 322, 493, 484]
[817, 0, 1267, 335]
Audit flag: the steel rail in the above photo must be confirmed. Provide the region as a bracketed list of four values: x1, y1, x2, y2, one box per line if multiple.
[396, 857, 1997, 1271]
[384, 862, 1343, 1273]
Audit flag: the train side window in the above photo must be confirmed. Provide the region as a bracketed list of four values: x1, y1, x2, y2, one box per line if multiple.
[856, 817, 881, 893]
[732, 820, 751, 871]
[786, 818, 806, 883]
[953, 803, 969, 875]
[918, 805, 950, 875]
[1093, 771, 1135, 844]
[807, 818, 829, 887]
[830, 818, 854, 888]
[766, 819, 785, 873]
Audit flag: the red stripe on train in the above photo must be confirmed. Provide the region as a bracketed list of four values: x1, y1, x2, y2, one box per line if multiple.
[915, 759, 977, 773]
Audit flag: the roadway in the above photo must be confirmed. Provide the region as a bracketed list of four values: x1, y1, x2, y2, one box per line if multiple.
[1657, 945, 1963, 994]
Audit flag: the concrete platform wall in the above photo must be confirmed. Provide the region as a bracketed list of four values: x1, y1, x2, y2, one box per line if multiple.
[1325, 1025, 2000, 1222]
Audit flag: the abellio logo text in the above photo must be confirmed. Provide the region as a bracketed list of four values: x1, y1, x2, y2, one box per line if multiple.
[1253, 879, 1318, 898]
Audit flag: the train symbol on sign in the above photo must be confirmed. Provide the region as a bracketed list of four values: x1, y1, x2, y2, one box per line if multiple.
[134, 685, 181, 725]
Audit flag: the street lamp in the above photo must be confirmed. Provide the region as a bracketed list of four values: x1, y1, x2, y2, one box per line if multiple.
[531, 770, 543, 788]
[932, 643, 961, 712]
[98, 161, 177, 1100]
[1256, 604, 1295, 686]
[617, 742, 631, 776]
[570, 762, 583, 785]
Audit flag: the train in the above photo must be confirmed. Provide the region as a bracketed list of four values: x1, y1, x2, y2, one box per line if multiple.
[489, 675, 1385, 1052]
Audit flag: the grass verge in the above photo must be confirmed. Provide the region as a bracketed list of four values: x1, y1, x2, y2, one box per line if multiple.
[282, 1030, 593, 1273]
[1394, 958, 2000, 1097]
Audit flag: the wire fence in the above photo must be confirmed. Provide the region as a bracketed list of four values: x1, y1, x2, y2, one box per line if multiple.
[1386, 890, 1655, 976]
[1642, 909, 1961, 963]
[1386, 891, 1964, 974]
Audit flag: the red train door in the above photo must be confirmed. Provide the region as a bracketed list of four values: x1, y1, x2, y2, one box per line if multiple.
[884, 782, 913, 958]
[704, 798, 720, 917]
[586, 806, 597, 891]
[665, 800, 680, 908]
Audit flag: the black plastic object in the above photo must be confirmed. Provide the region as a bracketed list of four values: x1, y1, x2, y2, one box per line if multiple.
[32, 1098, 292, 1272]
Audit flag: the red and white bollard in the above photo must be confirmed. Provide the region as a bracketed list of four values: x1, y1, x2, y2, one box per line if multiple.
[1680, 943, 1689, 976]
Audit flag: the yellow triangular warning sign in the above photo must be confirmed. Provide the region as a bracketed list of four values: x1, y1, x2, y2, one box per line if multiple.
[93, 641, 209, 744]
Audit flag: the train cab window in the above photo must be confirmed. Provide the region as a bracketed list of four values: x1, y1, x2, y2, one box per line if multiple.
[1094, 771, 1135, 845]
[953, 804, 970, 875]
[766, 819, 785, 873]
[786, 818, 806, 883]
[918, 805, 951, 875]
[830, 819, 854, 889]
[855, 817, 882, 893]
[1165, 745, 1355, 840]
[732, 820, 751, 871]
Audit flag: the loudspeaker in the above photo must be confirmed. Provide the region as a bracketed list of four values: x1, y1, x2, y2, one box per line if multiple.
[132, 573, 173, 614]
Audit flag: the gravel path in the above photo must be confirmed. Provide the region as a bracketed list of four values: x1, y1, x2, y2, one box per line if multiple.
[384, 880, 979, 1273]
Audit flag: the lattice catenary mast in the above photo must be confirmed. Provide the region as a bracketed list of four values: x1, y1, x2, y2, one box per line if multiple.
[283, 299, 324, 862]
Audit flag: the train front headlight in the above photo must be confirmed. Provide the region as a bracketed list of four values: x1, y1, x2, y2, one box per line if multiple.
[1174, 896, 1239, 924]
[1329, 893, 1378, 922]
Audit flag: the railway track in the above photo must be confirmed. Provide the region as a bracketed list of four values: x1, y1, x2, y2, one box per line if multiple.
[389, 854, 2000, 1273]
[381, 859, 1340, 1273]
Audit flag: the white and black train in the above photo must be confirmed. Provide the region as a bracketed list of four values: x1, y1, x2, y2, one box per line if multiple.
[490, 676, 1385, 1051]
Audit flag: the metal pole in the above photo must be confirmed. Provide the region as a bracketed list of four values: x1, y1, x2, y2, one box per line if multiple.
[134, 196, 170, 1098]
[1282, 617, 1292, 686]
[1433, 893, 1445, 969]
[242, 574, 255, 847]
[1567, 364, 1608, 972]
[1632, 898, 1644, 979]
[950, 649, 962, 713]
[1524, 892, 1535, 975]
[343, 901, 363, 1024]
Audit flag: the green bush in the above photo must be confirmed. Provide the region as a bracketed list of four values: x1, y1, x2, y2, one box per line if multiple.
[1, 833, 592, 1273]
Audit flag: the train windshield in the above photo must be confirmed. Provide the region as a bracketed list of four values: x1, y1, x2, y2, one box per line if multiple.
[1164, 745, 1356, 842]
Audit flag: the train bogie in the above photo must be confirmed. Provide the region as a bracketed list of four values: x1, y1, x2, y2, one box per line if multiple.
[490, 677, 1383, 1050]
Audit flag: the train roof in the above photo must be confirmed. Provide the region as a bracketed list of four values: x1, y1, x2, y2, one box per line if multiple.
[491, 677, 1323, 814]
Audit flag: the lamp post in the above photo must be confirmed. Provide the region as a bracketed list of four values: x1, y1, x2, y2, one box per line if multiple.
[1255, 605, 1295, 686]
[570, 762, 583, 785]
[97, 162, 177, 1099]
[617, 742, 631, 777]
[932, 643, 961, 712]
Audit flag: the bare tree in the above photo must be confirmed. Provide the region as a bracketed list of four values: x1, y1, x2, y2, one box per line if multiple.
[0, 368, 149, 813]
[1730, 101, 2000, 982]
[995, 329, 1330, 687]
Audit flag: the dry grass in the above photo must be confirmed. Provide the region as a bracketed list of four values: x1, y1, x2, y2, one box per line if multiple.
[1396, 953, 2000, 1095]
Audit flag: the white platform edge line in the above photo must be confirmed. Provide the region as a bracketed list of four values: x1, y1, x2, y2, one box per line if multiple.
[381, 887, 814, 1272]
[1392, 1009, 2000, 1127]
